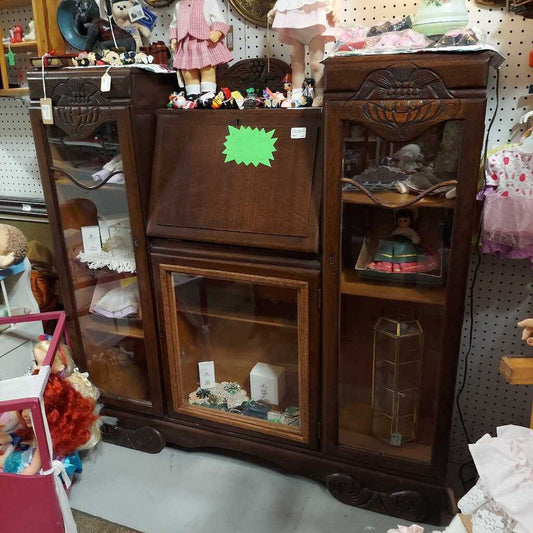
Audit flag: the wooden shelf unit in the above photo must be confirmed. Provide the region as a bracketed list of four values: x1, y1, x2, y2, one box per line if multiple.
[341, 268, 447, 306]
[80, 314, 145, 340]
[0, 0, 64, 97]
[342, 190, 456, 209]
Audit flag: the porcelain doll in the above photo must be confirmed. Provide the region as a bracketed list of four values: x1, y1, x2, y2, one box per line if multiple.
[367, 209, 438, 274]
[268, 0, 337, 107]
[169, 0, 232, 99]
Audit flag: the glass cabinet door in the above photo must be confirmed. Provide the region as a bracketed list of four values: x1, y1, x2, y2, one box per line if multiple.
[46, 121, 150, 404]
[337, 120, 462, 463]
[159, 264, 312, 444]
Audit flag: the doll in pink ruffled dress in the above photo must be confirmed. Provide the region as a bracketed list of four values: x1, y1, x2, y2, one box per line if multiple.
[268, 0, 337, 107]
[170, 0, 232, 99]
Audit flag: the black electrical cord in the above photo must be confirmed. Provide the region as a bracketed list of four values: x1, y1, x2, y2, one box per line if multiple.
[455, 68, 500, 491]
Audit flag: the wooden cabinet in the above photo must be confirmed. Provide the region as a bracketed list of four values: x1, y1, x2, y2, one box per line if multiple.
[148, 109, 321, 252]
[151, 242, 320, 447]
[27, 68, 176, 415]
[322, 53, 492, 482]
[0, 0, 64, 96]
[27, 54, 494, 526]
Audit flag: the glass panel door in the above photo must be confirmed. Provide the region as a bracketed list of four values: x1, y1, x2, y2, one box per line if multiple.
[163, 266, 310, 443]
[338, 120, 462, 463]
[47, 122, 150, 403]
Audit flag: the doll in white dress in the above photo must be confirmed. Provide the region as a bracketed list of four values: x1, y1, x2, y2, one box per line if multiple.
[268, 0, 337, 106]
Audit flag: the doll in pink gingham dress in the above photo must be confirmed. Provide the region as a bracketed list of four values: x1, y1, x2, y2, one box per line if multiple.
[170, 0, 232, 98]
[268, 0, 337, 106]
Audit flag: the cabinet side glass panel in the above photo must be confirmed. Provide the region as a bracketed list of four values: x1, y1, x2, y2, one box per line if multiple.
[338, 120, 462, 463]
[47, 122, 150, 402]
[172, 273, 303, 434]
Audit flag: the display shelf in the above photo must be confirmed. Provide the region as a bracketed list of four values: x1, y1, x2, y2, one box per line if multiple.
[0, 0, 31, 7]
[4, 40, 37, 50]
[80, 314, 144, 339]
[342, 190, 455, 209]
[177, 304, 298, 329]
[500, 356, 533, 385]
[0, 87, 28, 97]
[341, 269, 447, 306]
[339, 402, 432, 463]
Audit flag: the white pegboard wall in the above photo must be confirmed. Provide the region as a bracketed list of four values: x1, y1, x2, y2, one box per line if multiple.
[450, 254, 533, 464]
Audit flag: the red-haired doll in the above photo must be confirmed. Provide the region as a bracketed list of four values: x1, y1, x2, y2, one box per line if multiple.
[0, 374, 97, 476]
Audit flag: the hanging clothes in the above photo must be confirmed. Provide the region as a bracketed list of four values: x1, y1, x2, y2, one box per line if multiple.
[480, 145, 533, 265]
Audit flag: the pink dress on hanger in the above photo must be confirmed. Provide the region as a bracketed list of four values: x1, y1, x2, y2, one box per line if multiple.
[272, 0, 335, 45]
[480, 146, 533, 263]
[169, 0, 232, 70]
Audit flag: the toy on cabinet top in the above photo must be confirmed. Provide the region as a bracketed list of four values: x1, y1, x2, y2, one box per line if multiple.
[73, 0, 137, 52]
[23, 21, 36, 42]
[169, 0, 232, 99]
[111, 0, 152, 52]
[0, 224, 28, 269]
[268, 0, 337, 106]
[367, 209, 439, 274]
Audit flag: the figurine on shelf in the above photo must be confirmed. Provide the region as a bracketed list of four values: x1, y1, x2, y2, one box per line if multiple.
[282, 73, 292, 99]
[393, 144, 424, 174]
[297, 77, 314, 107]
[169, 0, 232, 99]
[268, 0, 337, 107]
[23, 21, 35, 42]
[10, 25, 24, 44]
[367, 209, 438, 274]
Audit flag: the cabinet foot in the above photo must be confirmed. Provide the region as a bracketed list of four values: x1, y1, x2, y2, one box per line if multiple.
[102, 424, 166, 454]
[326, 473, 430, 523]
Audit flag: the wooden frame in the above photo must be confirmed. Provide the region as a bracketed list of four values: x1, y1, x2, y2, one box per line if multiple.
[151, 247, 320, 449]
[322, 54, 489, 483]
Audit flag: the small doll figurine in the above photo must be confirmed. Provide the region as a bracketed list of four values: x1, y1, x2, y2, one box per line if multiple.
[393, 144, 424, 174]
[33, 335, 75, 377]
[367, 209, 438, 274]
[268, 0, 337, 107]
[169, 0, 232, 99]
[300, 77, 315, 107]
[10, 24, 23, 43]
[282, 73, 292, 99]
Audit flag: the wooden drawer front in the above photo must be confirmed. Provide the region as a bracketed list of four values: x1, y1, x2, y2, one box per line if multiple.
[148, 109, 321, 252]
[324, 52, 492, 95]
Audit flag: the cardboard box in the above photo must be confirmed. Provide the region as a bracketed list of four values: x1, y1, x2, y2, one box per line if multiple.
[250, 362, 286, 405]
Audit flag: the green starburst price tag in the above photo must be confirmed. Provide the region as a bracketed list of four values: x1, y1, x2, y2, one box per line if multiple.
[223, 125, 277, 167]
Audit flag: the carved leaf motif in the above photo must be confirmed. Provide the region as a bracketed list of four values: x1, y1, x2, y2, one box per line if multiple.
[353, 63, 454, 100]
[218, 58, 291, 94]
[52, 77, 110, 106]
[326, 473, 429, 522]
[53, 106, 113, 138]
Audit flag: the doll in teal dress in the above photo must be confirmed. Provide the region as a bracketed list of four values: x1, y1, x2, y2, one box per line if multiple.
[368, 210, 438, 273]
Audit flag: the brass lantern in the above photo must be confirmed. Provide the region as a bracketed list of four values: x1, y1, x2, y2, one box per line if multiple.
[372, 317, 423, 446]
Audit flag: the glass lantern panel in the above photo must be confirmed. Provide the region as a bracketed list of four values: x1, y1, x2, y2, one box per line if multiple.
[338, 120, 459, 463]
[46, 122, 150, 403]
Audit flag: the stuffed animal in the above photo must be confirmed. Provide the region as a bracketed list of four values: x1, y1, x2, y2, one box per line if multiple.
[111, 0, 151, 52]
[0, 224, 27, 269]
[75, 0, 136, 52]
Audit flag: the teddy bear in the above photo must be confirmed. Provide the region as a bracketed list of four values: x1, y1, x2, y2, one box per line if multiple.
[111, 0, 151, 52]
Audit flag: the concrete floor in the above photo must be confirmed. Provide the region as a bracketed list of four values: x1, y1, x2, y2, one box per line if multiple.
[69, 442, 439, 533]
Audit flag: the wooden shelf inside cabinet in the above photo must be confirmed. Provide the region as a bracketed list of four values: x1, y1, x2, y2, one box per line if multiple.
[341, 269, 447, 306]
[80, 314, 144, 339]
[178, 305, 298, 329]
[342, 190, 456, 209]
